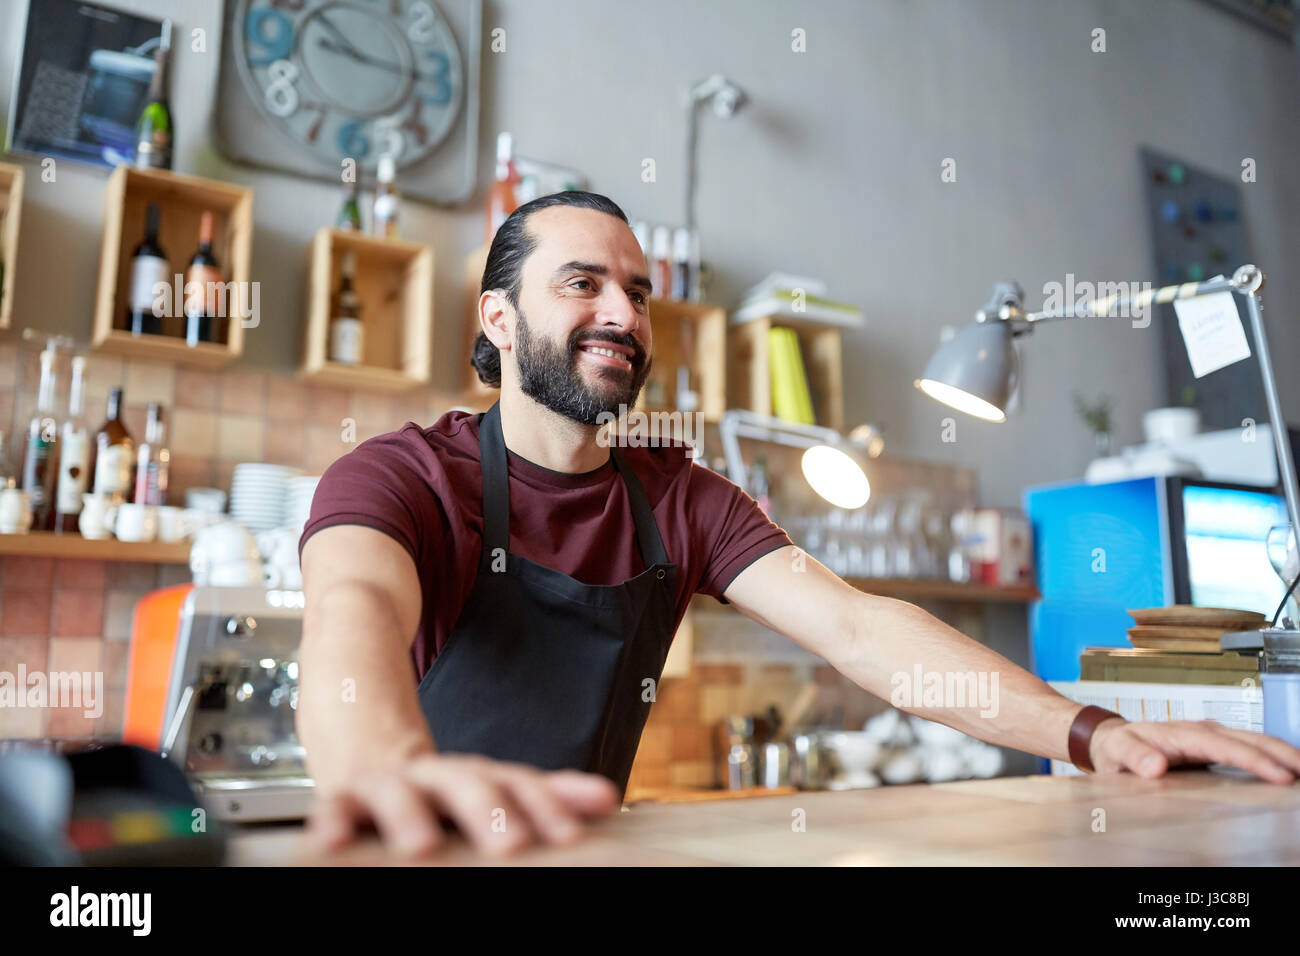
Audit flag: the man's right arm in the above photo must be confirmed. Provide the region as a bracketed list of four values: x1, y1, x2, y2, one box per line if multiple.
[297, 524, 619, 858]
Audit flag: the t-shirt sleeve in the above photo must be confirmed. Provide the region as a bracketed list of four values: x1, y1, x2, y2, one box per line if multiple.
[687, 461, 793, 602]
[297, 429, 439, 567]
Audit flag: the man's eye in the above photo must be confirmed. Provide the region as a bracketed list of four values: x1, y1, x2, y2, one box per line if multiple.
[629, 291, 647, 304]
[569, 278, 594, 291]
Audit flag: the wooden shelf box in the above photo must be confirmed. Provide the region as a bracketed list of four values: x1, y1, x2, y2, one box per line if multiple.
[635, 298, 727, 422]
[301, 228, 434, 392]
[93, 165, 253, 366]
[727, 315, 844, 432]
[0, 161, 25, 330]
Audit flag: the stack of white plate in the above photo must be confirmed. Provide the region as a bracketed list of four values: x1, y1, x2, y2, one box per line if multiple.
[284, 475, 321, 530]
[230, 463, 298, 532]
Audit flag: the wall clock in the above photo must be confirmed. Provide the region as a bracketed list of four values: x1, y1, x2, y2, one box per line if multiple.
[215, 0, 480, 204]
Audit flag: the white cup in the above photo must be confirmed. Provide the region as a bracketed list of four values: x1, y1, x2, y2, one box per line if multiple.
[190, 521, 262, 584]
[0, 488, 33, 534]
[79, 494, 111, 539]
[208, 561, 268, 588]
[186, 487, 227, 515]
[156, 505, 191, 542]
[106, 502, 158, 542]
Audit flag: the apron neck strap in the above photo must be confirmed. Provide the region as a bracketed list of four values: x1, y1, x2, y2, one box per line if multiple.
[477, 402, 669, 569]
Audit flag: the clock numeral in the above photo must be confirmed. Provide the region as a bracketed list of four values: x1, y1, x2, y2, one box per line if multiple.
[424, 50, 452, 106]
[303, 102, 327, 143]
[245, 8, 295, 66]
[399, 98, 427, 148]
[338, 119, 371, 159]
[375, 115, 405, 160]
[265, 59, 300, 118]
[408, 1, 435, 43]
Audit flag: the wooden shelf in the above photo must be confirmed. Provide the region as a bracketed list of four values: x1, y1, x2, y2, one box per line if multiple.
[0, 531, 191, 563]
[0, 161, 24, 330]
[91, 329, 236, 368]
[301, 228, 433, 391]
[842, 577, 1038, 604]
[635, 298, 727, 421]
[93, 165, 252, 366]
[729, 315, 844, 431]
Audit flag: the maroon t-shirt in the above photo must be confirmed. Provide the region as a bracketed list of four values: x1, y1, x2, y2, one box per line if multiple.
[299, 409, 792, 681]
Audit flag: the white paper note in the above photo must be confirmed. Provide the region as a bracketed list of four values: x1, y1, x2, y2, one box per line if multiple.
[1172, 290, 1251, 378]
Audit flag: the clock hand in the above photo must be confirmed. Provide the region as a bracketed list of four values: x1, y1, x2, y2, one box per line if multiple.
[316, 37, 436, 85]
[314, 13, 370, 63]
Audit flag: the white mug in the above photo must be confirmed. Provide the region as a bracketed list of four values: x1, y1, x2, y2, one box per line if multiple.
[0, 488, 33, 534]
[186, 487, 227, 515]
[106, 502, 158, 542]
[156, 505, 191, 542]
[190, 521, 261, 583]
[207, 561, 268, 588]
[79, 494, 111, 539]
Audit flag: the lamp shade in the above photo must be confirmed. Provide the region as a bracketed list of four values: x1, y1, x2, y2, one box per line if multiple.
[914, 320, 1017, 422]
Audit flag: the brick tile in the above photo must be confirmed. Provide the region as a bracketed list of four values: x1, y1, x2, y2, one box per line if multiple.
[101, 641, 131, 689]
[122, 403, 149, 443]
[95, 685, 127, 740]
[167, 456, 216, 504]
[48, 636, 103, 674]
[305, 425, 350, 475]
[697, 663, 743, 685]
[350, 391, 397, 431]
[47, 706, 96, 738]
[266, 376, 307, 421]
[671, 724, 710, 761]
[55, 559, 107, 590]
[306, 385, 349, 426]
[106, 563, 157, 591]
[124, 359, 175, 407]
[175, 368, 220, 410]
[0, 390, 14, 439]
[0, 635, 48, 672]
[1, 556, 55, 589]
[171, 408, 218, 457]
[0, 342, 16, 388]
[220, 369, 268, 417]
[104, 590, 145, 641]
[1, 589, 51, 635]
[217, 414, 265, 462]
[0, 701, 45, 738]
[51, 591, 105, 637]
[263, 420, 306, 467]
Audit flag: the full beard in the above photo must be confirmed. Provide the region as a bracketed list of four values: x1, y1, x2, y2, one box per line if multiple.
[515, 308, 652, 426]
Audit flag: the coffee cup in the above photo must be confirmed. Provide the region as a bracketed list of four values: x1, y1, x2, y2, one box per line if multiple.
[208, 561, 268, 588]
[191, 521, 261, 584]
[79, 494, 111, 539]
[186, 487, 227, 515]
[105, 502, 157, 542]
[156, 505, 191, 542]
[0, 487, 33, 534]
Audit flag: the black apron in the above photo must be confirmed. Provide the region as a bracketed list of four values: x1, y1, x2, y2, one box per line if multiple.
[416, 402, 679, 796]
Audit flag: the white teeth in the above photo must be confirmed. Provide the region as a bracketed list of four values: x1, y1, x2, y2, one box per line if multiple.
[584, 346, 626, 360]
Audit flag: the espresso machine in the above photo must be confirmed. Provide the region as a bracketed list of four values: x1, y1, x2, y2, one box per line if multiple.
[126, 586, 315, 822]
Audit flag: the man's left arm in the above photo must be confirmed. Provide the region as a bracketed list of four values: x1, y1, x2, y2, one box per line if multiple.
[723, 545, 1300, 782]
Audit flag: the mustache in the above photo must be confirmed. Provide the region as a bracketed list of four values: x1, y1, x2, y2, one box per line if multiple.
[570, 329, 647, 367]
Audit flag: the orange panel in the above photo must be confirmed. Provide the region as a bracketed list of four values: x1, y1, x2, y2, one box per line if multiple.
[121, 585, 193, 751]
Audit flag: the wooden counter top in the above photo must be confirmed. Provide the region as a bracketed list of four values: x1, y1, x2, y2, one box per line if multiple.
[228, 769, 1300, 866]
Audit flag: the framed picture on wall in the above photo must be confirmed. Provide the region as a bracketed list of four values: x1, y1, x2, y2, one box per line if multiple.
[4, 0, 168, 169]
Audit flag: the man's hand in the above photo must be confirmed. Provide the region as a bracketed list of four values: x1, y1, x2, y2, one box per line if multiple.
[306, 752, 621, 858]
[1090, 718, 1300, 784]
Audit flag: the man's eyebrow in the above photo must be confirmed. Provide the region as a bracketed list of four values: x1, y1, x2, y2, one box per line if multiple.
[553, 260, 654, 294]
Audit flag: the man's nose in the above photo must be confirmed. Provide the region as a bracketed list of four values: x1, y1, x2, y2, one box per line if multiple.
[595, 289, 641, 336]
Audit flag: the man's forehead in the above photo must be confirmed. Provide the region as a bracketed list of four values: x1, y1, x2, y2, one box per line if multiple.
[526, 208, 640, 271]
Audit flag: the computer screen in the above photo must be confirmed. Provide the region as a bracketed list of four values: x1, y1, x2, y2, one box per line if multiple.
[1181, 483, 1290, 617]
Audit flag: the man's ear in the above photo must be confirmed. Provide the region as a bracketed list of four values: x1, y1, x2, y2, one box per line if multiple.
[480, 289, 512, 352]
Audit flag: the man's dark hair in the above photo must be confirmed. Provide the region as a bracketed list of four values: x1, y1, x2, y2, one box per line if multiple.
[471, 190, 629, 387]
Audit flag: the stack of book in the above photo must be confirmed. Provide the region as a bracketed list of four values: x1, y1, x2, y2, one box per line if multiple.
[768, 326, 815, 425]
[732, 272, 863, 328]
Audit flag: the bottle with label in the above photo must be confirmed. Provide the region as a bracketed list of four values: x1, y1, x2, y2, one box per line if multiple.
[372, 155, 399, 239]
[336, 175, 363, 231]
[90, 387, 134, 507]
[651, 226, 672, 299]
[329, 251, 364, 365]
[485, 131, 518, 242]
[54, 355, 91, 534]
[127, 203, 169, 336]
[671, 227, 692, 301]
[184, 211, 222, 346]
[21, 347, 59, 529]
[135, 26, 173, 170]
[134, 403, 168, 506]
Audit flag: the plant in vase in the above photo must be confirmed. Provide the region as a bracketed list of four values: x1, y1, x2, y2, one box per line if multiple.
[1073, 392, 1113, 457]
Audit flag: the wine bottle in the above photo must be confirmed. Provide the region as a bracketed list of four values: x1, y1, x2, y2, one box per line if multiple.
[21, 347, 59, 529]
[134, 403, 167, 506]
[485, 132, 518, 242]
[184, 211, 222, 346]
[127, 204, 169, 336]
[135, 28, 173, 170]
[54, 355, 90, 534]
[90, 387, 134, 507]
[372, 155, 399, 239]
[329, 251, 364, 365]
[336, 176, 363, 231]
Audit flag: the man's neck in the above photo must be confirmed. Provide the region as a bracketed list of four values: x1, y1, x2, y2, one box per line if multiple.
[497, 389, 611, 474]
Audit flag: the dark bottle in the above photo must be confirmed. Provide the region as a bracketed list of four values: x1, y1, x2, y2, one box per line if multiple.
[89, 387, 134, 507]
[21, 347, 58, 529]
[184, 211, 222, 346]
[54, 355, 90, 534]
[127, 204, 169, 336]
[134, 29, 173, 170]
